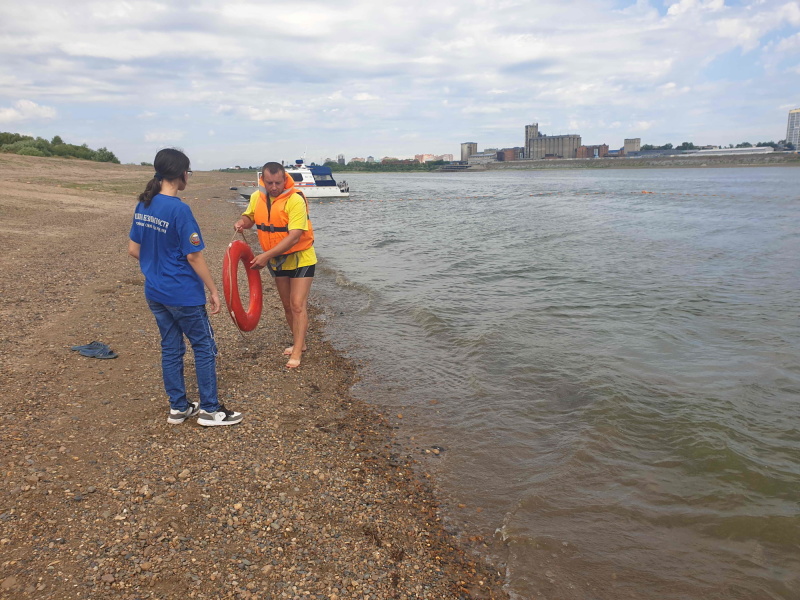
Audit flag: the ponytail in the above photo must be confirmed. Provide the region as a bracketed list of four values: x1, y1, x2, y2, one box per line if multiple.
[137, 148, 190, 207]
[138, 177, 162, 207]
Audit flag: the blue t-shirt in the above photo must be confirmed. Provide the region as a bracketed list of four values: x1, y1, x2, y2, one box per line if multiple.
[129, 194, 207, 306]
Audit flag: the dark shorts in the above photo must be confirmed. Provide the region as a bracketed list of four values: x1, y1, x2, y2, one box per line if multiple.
[273, 264, 316, 278]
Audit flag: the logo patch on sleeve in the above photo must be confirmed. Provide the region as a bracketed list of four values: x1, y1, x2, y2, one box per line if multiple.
[189, 232, 201, 246]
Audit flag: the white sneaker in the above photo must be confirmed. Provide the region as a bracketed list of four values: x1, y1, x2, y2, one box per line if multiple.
[167, 402, 200, 424]
[197, 404, 243, 427]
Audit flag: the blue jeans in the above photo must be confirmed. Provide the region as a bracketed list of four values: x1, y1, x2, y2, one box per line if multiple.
[147, 300, 220, 413]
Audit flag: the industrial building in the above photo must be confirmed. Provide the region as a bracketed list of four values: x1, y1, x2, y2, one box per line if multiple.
[577, 144, 609, 159]
[624, 138, 641, 154]
[497, 147, 525, 161]
[461, 142, 478, 162]
[525, 123, 581, 159]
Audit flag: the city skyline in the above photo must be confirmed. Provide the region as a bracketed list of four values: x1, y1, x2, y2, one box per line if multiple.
[1, 1, 798, 169]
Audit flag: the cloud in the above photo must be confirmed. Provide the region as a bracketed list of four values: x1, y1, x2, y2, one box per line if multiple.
[462, 105, 503, 115]
[775, 32, 800, 52]
[667, 0, 725, 17]
[144, 130, 185, 143]
[0, 99, 56, 123]
[0, 0, 796, 163]
[238, 105, 296, 122]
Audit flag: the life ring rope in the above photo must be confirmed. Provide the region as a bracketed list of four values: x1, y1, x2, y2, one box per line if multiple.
[222, 234, 263, 333]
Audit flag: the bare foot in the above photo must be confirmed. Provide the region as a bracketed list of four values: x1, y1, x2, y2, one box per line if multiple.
[286, 358, 301, 369]
[283, 345, 307, 356]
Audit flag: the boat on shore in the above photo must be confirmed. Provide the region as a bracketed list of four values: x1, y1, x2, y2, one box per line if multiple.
[233, 160, 350, 200]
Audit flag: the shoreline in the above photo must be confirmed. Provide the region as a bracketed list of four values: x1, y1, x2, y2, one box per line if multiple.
[0, 155, 508, 599]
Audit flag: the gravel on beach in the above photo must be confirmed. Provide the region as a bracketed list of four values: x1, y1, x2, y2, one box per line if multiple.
[0, 155, 508, 600]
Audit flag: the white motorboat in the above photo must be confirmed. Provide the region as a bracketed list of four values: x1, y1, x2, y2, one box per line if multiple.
[235, 160, 350, 200]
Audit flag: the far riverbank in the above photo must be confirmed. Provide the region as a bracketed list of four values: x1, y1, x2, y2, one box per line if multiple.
[480, 152, 800, 171]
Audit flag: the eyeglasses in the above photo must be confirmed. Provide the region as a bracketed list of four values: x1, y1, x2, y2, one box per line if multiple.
[186, 170, 193, 177]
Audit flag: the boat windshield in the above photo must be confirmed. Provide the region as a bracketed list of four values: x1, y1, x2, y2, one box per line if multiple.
[312, 174, 336, 186]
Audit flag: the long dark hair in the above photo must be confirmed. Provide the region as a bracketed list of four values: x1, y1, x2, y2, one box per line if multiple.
[138, 148, 191, 207]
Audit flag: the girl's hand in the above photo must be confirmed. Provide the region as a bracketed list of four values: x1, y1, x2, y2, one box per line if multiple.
[208, 290, 221, 315]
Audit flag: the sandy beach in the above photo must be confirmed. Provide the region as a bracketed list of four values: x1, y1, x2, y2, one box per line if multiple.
[0, 155, 507, 600]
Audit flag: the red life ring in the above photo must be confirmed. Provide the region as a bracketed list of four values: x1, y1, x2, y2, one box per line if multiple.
[222, 240, 262, 331]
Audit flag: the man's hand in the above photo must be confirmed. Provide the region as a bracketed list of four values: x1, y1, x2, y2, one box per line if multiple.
[234, 216, 253, 232]
[250, 252, 271, 270]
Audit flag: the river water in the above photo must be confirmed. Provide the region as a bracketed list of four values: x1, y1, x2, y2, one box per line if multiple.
[282, 167, 799, 599]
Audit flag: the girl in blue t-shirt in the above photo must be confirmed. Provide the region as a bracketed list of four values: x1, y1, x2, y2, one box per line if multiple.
[128, 148, 242, 427]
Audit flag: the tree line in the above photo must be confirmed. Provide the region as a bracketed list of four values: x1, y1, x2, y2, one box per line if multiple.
[0, 132, 120, 163]
[641, 140, 795, 151]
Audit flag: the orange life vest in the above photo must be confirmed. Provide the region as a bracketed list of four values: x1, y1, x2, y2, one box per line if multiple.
[253, 171, 314, 255]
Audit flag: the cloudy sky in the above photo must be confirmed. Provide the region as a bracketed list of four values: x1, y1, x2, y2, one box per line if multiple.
[1, 0, 798, 168]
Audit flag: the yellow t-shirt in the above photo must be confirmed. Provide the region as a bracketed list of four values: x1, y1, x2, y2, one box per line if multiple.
[243, 192, 317, 269]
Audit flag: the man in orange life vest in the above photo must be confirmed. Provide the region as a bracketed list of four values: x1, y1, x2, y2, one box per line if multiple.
[234, 162, 316, 369]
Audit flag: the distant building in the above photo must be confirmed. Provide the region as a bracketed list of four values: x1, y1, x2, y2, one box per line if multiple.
[787, 108, 800, 148]
[624, 138, 641, 154]
[686, 146, 774, 156]
[440, 154, 454, 162]
[461, 142, 478, 162]
[577, 144, 609, 159]
[525, 122, 581, 159]
[337, 154, 345, 165]
[366, 156, 375, 163]
[468, 151, 499, 165]
[349, 157, 366, 163]
[497, 147, 525, 161]
[627, 149, 683, 158]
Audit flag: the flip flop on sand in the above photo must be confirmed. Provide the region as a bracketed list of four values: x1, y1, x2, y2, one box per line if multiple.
[79, 346, 118, 359]
[70, 341, 108, 352]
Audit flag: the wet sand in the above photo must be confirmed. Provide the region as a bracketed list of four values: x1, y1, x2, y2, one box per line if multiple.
[0, 154, 508, 599]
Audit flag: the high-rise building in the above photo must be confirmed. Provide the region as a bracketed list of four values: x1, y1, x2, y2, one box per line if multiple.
[787, 108, 800, 148]
[337, 154, 346, 165]
[461, 142, 478, 162]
